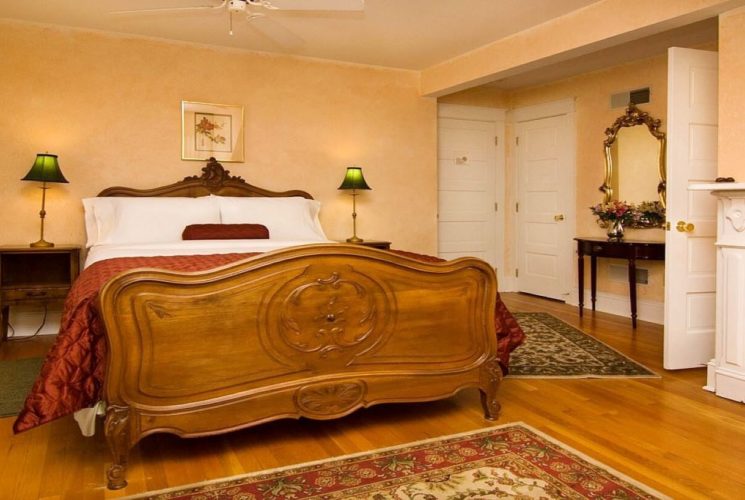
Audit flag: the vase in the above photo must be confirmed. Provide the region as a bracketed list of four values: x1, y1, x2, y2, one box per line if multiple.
[607, 219, 624, 241]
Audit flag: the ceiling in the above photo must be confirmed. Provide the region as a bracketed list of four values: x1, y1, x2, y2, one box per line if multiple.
[0, 0, 602, 70]
[484, 18, 719, 90]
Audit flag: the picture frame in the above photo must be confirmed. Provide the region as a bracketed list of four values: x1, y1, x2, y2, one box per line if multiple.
[181, 101, 245, 162]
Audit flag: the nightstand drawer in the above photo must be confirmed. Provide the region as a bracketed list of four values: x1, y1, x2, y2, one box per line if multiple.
[2, 287, 70, 303]
[577, 240, 629, 259]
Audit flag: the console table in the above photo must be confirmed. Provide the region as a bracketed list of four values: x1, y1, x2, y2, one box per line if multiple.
[575, 237, 665, 328]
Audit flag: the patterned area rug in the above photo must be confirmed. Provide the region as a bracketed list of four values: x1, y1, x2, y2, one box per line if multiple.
[130, 423, 667, 499]
[510, 312, 657, 378]
[0, 357, 43, 417]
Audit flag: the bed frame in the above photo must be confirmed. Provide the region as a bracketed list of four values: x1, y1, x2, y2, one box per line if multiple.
[97, 158, 501, 489]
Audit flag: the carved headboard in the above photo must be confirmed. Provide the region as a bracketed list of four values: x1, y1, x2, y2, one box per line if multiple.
[97, 157, 313, 199]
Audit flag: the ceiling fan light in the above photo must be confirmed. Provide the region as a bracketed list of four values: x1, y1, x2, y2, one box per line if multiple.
[228, 0, 246, 12]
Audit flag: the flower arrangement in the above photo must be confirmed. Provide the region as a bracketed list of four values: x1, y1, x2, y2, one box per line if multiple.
[631, 200, 666, 228]
[590, 200, 635, 226]
[590, 200, 666, 232]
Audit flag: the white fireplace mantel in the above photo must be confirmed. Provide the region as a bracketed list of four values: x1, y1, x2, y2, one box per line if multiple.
[690, 183, 745, 403]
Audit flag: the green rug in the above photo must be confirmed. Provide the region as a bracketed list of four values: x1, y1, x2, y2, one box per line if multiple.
[510, 312, 657, 378]
[0, 357, 43, 417]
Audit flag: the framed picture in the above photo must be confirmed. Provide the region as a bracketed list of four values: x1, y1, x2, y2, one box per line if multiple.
[181, 101, 244, 162]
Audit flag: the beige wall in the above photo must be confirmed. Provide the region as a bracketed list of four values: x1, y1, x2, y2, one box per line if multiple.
[437, 87, 507, 108]
[719, 7, 745, 179]
[0, 21, 438, 254]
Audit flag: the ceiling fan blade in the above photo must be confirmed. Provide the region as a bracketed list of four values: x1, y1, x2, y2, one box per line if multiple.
[261, 0, 364, 11]
[110, 0, 226, 15]
[246, 15, 304, 49]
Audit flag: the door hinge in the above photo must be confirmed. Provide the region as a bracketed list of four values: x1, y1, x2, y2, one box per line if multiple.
[665, 221, 671, 231]
[515, 268, 519, 278]
[515, 202, 519, 213]
[494, 136, 499, 146]
[494, 202, 498, 212]
[516, 136, 519, 146]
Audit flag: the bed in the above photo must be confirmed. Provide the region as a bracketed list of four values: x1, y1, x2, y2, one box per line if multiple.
[14, 158, 524, 490]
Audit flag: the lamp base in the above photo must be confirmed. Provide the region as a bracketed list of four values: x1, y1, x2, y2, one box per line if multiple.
[346, 236, 364, 243]
[30, 239, 54, 248]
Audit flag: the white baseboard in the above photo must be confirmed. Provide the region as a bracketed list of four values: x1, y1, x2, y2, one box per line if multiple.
[707, 363, 745, 403]
[565, 288, 664, 325]
[7, 306, 61, 337]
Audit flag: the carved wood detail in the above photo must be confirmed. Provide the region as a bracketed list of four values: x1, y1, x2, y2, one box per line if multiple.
[146, 302, 173, 319]
[98, 157, 313, 199]
[183, 157, 246, 186]
[104, 405, 131, 490]
[725, 203, 745, 233]
[600, 103, 667, 206]
[295, 381, 366, 416]
[479, 357, 503, 420]
[603, 103, 665, 147]
[278, 270, 382, 359]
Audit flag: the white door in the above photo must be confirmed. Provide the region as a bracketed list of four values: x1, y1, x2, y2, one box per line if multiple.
[664, 47, 719, 370]
[515, 113, 574, 300]
[438, 106, 504, 282]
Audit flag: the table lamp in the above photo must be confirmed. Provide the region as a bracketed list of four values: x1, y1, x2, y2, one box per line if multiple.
[338, 166, 371, 243]
[22, 153, 69, 248]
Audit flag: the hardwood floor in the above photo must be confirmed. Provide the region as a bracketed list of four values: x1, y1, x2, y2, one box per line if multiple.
[2, 293, 745, 499]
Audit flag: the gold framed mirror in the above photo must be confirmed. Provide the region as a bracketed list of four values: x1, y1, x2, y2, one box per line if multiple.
[600, 103, 667, 207]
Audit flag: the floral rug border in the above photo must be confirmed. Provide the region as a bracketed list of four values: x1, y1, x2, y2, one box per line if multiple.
[126, 422, 669, 500]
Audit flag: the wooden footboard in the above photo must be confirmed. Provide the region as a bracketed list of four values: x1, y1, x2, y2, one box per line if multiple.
[98, 244, 500, 489]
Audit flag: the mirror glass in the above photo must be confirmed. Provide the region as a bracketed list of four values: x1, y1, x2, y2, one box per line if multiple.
[601, 103, 666, 207]
[609, 126, 660, 203]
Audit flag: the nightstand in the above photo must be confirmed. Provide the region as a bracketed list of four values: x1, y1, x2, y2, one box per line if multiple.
[343, 240, 391, 250]
[0, 246, 80, 341]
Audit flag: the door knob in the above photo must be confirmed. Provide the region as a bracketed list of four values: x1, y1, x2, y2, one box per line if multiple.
[676, 220, 695, 233]
[554, 214, 565, 221]
[455, 156, 468, 165]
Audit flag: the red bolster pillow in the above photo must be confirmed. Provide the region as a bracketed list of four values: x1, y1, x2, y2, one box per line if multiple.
[182, 224, 270, 240]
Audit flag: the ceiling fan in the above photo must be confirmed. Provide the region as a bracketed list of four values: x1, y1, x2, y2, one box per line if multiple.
[112, 0, 365, 36]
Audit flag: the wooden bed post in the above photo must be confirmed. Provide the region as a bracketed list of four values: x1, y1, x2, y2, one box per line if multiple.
[479, 358, 503, 420]
[104, 405, 131, 490]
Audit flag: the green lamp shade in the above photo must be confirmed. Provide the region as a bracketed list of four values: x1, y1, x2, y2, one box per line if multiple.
[338, 166, 371, 190]
[22, 153, 69, 183]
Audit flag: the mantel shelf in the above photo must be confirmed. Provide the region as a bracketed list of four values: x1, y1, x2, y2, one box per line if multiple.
[688, 182, 745, 192]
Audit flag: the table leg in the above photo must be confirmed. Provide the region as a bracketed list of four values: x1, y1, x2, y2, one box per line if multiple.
[1, 304, 8, 342]
[629, 257, 638, 328]
[577, 251, 584, 317]
[590, 255, 598, 311]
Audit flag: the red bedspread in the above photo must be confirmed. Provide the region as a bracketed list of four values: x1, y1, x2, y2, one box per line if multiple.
[14, 251, 524, 433]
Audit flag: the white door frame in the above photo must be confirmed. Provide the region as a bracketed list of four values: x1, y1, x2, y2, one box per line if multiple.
[509, 98, 576, 296]
[437, 103, 506, 289]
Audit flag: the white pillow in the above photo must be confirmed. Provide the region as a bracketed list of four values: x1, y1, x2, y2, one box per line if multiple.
[215, 196, 327, 241]
[84, 197, 221, 245]
[82, 198, 104, 247]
